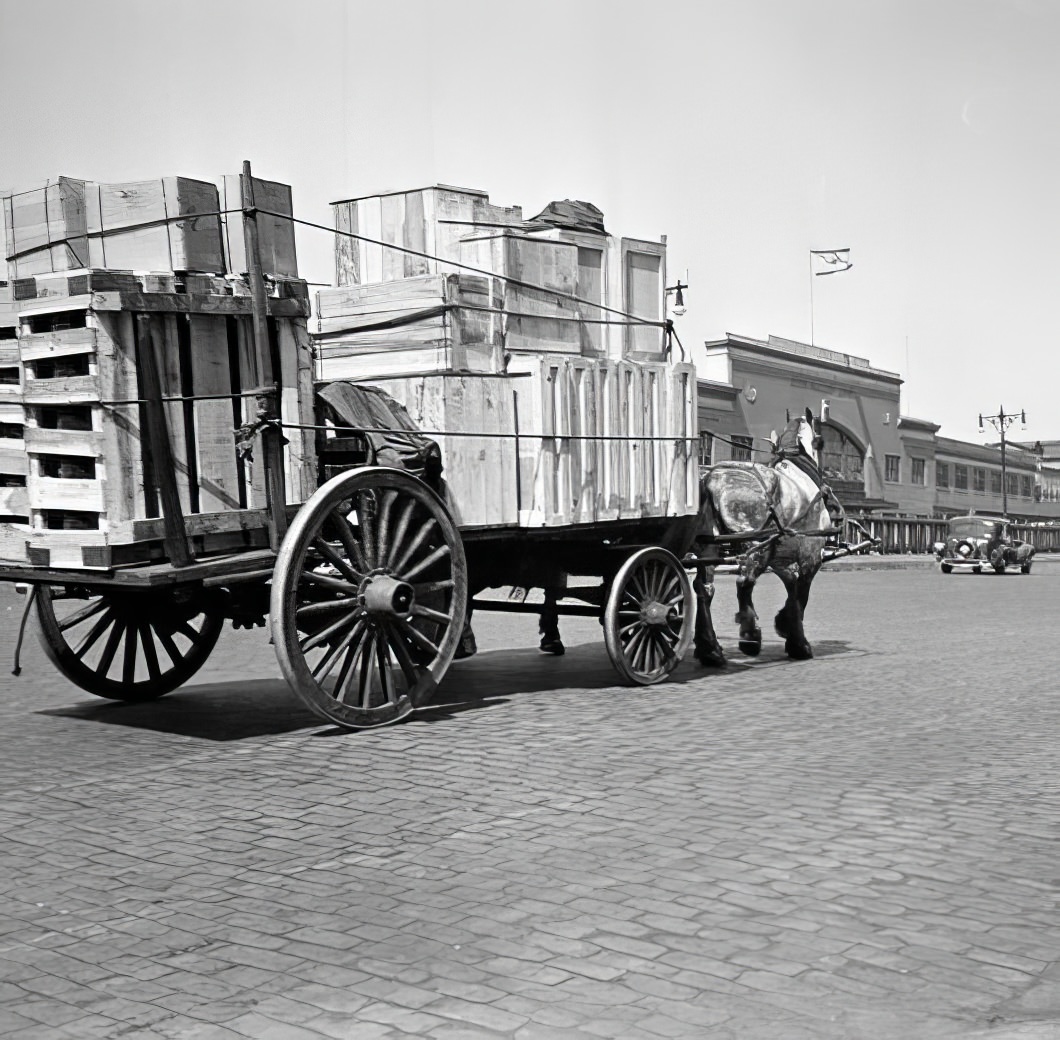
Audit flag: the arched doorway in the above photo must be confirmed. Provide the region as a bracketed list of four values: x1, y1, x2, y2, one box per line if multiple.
[819, 423, 866, 497]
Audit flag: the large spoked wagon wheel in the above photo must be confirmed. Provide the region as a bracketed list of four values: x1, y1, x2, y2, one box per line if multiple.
[34, 585, 225, 700]
[271, 467, 468, 730]
[604, 547, 695, 686]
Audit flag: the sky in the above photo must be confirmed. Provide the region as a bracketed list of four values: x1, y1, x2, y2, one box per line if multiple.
[1, 0, 1056, 443]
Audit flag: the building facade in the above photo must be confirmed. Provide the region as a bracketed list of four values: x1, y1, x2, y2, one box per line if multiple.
[699, 333, 1060, 547]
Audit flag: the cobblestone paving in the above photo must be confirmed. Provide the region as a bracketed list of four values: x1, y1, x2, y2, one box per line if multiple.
[1, 561, 1059, 1039]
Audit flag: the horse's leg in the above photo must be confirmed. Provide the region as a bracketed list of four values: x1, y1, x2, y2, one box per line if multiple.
[772, 542, 821, 660]
[693, 564, 725, 667]
[735, 556, 763, 656]
[455, 602, 478, 659]
[539, 588, 565, 656]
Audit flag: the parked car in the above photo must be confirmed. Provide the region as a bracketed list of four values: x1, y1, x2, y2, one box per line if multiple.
[936, 515, 1035, 574]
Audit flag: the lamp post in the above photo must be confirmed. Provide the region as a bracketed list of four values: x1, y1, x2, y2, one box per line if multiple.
[978, 406, 1026, 518]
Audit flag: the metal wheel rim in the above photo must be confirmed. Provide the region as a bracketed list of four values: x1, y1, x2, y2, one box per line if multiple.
[604, 547, 694, 686]
[34, 586, 224, 700]
[271, 467, 467, 730]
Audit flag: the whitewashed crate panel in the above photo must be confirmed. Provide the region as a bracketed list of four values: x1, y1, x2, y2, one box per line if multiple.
[220, 174, 298, 278]
[3, 178, 89, 278]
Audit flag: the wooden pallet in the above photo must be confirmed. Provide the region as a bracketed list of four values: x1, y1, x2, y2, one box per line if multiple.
[0, 280, 316, 568]
[0, 284, 26, 521]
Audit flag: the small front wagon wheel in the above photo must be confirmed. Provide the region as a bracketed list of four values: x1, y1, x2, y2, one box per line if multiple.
[604, 547, 695, 685]
[270, 467, 468, 730]
[34, 586, 224, 700]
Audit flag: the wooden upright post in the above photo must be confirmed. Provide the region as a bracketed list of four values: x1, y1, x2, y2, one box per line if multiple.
[241, 160, 288, 548]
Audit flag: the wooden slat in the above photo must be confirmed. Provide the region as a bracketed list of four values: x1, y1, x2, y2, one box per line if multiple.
[188, 315, 241, 512]
[0, 445, 29, 474]
[22, 374, 99, 404]
[0, 485, 28, 516]
[24, 427, 103, 456]
[29, 476, 105, 512]
[107, 506, 271, 543]
[18, 327, 97, 361]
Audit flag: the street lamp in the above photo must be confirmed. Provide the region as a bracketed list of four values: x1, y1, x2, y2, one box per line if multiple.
[978, 406, 1027, 518]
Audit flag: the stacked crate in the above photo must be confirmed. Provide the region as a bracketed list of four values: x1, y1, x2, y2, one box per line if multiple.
[0, 173, 316, 569]
[0, 283, 27, 527]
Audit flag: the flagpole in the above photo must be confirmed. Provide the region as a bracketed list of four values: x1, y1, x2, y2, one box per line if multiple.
[809, 251, 815, 347]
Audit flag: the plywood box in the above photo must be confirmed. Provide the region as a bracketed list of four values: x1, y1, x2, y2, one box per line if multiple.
[219, 174, 298, 278]
[314, 273, 502, 380]
[3, 178, 89, 278]
[86, 177, 224, 273]
[366, 374, 519, 529]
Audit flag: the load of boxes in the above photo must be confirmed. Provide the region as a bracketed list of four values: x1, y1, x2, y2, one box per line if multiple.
[0, 173, 316, 567]
[316, 185, 698, 528]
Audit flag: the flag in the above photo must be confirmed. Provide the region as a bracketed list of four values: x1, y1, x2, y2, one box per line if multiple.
[811, 248, 852, 276]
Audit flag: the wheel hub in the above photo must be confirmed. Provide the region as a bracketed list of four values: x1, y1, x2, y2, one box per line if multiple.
[361, 573, 415, 616]
[641, 601, 674, 627]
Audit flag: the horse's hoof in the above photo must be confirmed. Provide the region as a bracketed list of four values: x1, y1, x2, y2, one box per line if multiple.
[454, 629, 478, 660]
[785, 641, 813, 661]
[539, 639, 565, 656]
[696, 647, 727, 668]
[738, 639, 762, 657]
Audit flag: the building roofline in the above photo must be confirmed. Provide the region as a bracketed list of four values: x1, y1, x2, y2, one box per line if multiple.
[704, 332, 902, 383]
[898, 415, 942, 433]
[330, 183, 490, 205]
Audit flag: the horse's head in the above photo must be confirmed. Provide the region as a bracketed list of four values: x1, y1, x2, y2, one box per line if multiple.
[776, 407, 824, 465]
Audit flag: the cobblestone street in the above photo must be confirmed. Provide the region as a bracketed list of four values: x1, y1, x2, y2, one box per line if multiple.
[1, 561, 1059, 1039]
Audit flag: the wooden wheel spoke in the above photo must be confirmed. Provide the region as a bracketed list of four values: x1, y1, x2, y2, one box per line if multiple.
[330, 514, 369, 574]
[410, 604, 452, 626]
[412, 578, 454, 597]
[313, 619, 366, 684]
[296, 599, 359, 622]
[122, 623, 138, 685]
[399, 542, 450, 583]
[358, 634, 377, 709]
[74, 610, 116, 659]
[356, 492, 378, 567]
[312, 537, 362, 584]
[390, 519, 438, 578]
[619, 620, 641, 636]
[375, 489, 399, 566]
[300, 569, 359, 596]
[300, 608, 362, 653]
[395, 618, 441, 660]
[386, 499, 418, 570]
[376, 634, 397, 705]
[58, 598, 107, 632]
[624, 624, 647, 660]
[335, 625, 370, 704]
[173, 620, 200, 643]
[629, 573, 650, 603]
[140, 622, 162, 683]
[382, 622, 423, 685]
[96, 620, 126, 676]
[155, 626, 183, 666]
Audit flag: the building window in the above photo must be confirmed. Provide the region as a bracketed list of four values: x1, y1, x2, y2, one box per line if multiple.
[936, 461, 949, 489]
[910, 458, 925, 486]
[885, 454, 901, 482]
[1006, 472, 1019, 496]
[730, 435, 753, 463]
[1020, 475, 1032, 498]
[991, 470, 1002, 495]
[954, 464, 968, 491]
[819, 425, 865, 483]
[698, 432, 713, 468]
[973, 467, 986, 493]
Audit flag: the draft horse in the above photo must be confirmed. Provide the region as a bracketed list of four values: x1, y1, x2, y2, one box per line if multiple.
[691, 407, 843, 665]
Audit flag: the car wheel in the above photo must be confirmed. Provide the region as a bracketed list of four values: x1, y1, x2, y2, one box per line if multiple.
[940, 563, 952, 574]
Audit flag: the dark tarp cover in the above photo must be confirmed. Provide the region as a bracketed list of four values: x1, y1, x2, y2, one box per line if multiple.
[527, 200, 606, 235]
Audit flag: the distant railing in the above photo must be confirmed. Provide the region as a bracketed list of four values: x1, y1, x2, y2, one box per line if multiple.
[844, 514, 1060, 554]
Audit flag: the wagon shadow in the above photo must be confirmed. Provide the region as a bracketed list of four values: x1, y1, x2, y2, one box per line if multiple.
[39, 679, 321, 741]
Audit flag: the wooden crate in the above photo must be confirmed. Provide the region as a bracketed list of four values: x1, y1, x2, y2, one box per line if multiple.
[0, 282, 315, 568]
[314, 273, 503, 380]
[86, 177, 224, 273]
[0, 284, 27, 521]
[219, 174, 298, 278]
[367, 374, 519, 529]
[3, 178, 89, 278]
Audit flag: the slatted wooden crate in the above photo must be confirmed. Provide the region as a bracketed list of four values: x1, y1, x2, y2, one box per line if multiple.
[0, 279, 315, 568]
[3, 178, 89, 278]
[366, 374, 519, 529]
[0, 283, 27, 521]
[314, 273, 503, 380]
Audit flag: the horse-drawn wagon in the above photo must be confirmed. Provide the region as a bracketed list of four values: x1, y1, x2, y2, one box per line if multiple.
[0, 164, 864, 730]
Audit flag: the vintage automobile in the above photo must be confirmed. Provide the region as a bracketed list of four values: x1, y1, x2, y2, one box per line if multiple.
[936, 515, 1035, 574]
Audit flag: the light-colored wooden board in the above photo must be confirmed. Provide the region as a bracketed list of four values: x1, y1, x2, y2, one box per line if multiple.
[0, 522, 31, 561]
[22, 374, 99, 405]
[18, 327, 97, 362]
[220, 174, 298, 278]
[189, 315, 241, 512]
[24, 427, 103, 457]
[0, 445, 29, 475]
[29, 476, 105, 512]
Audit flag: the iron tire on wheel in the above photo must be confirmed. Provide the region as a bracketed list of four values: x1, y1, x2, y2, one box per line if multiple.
[34, 585, 224, 701]
[271, 467, 468, 730]
[604, 547, 695, 686]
